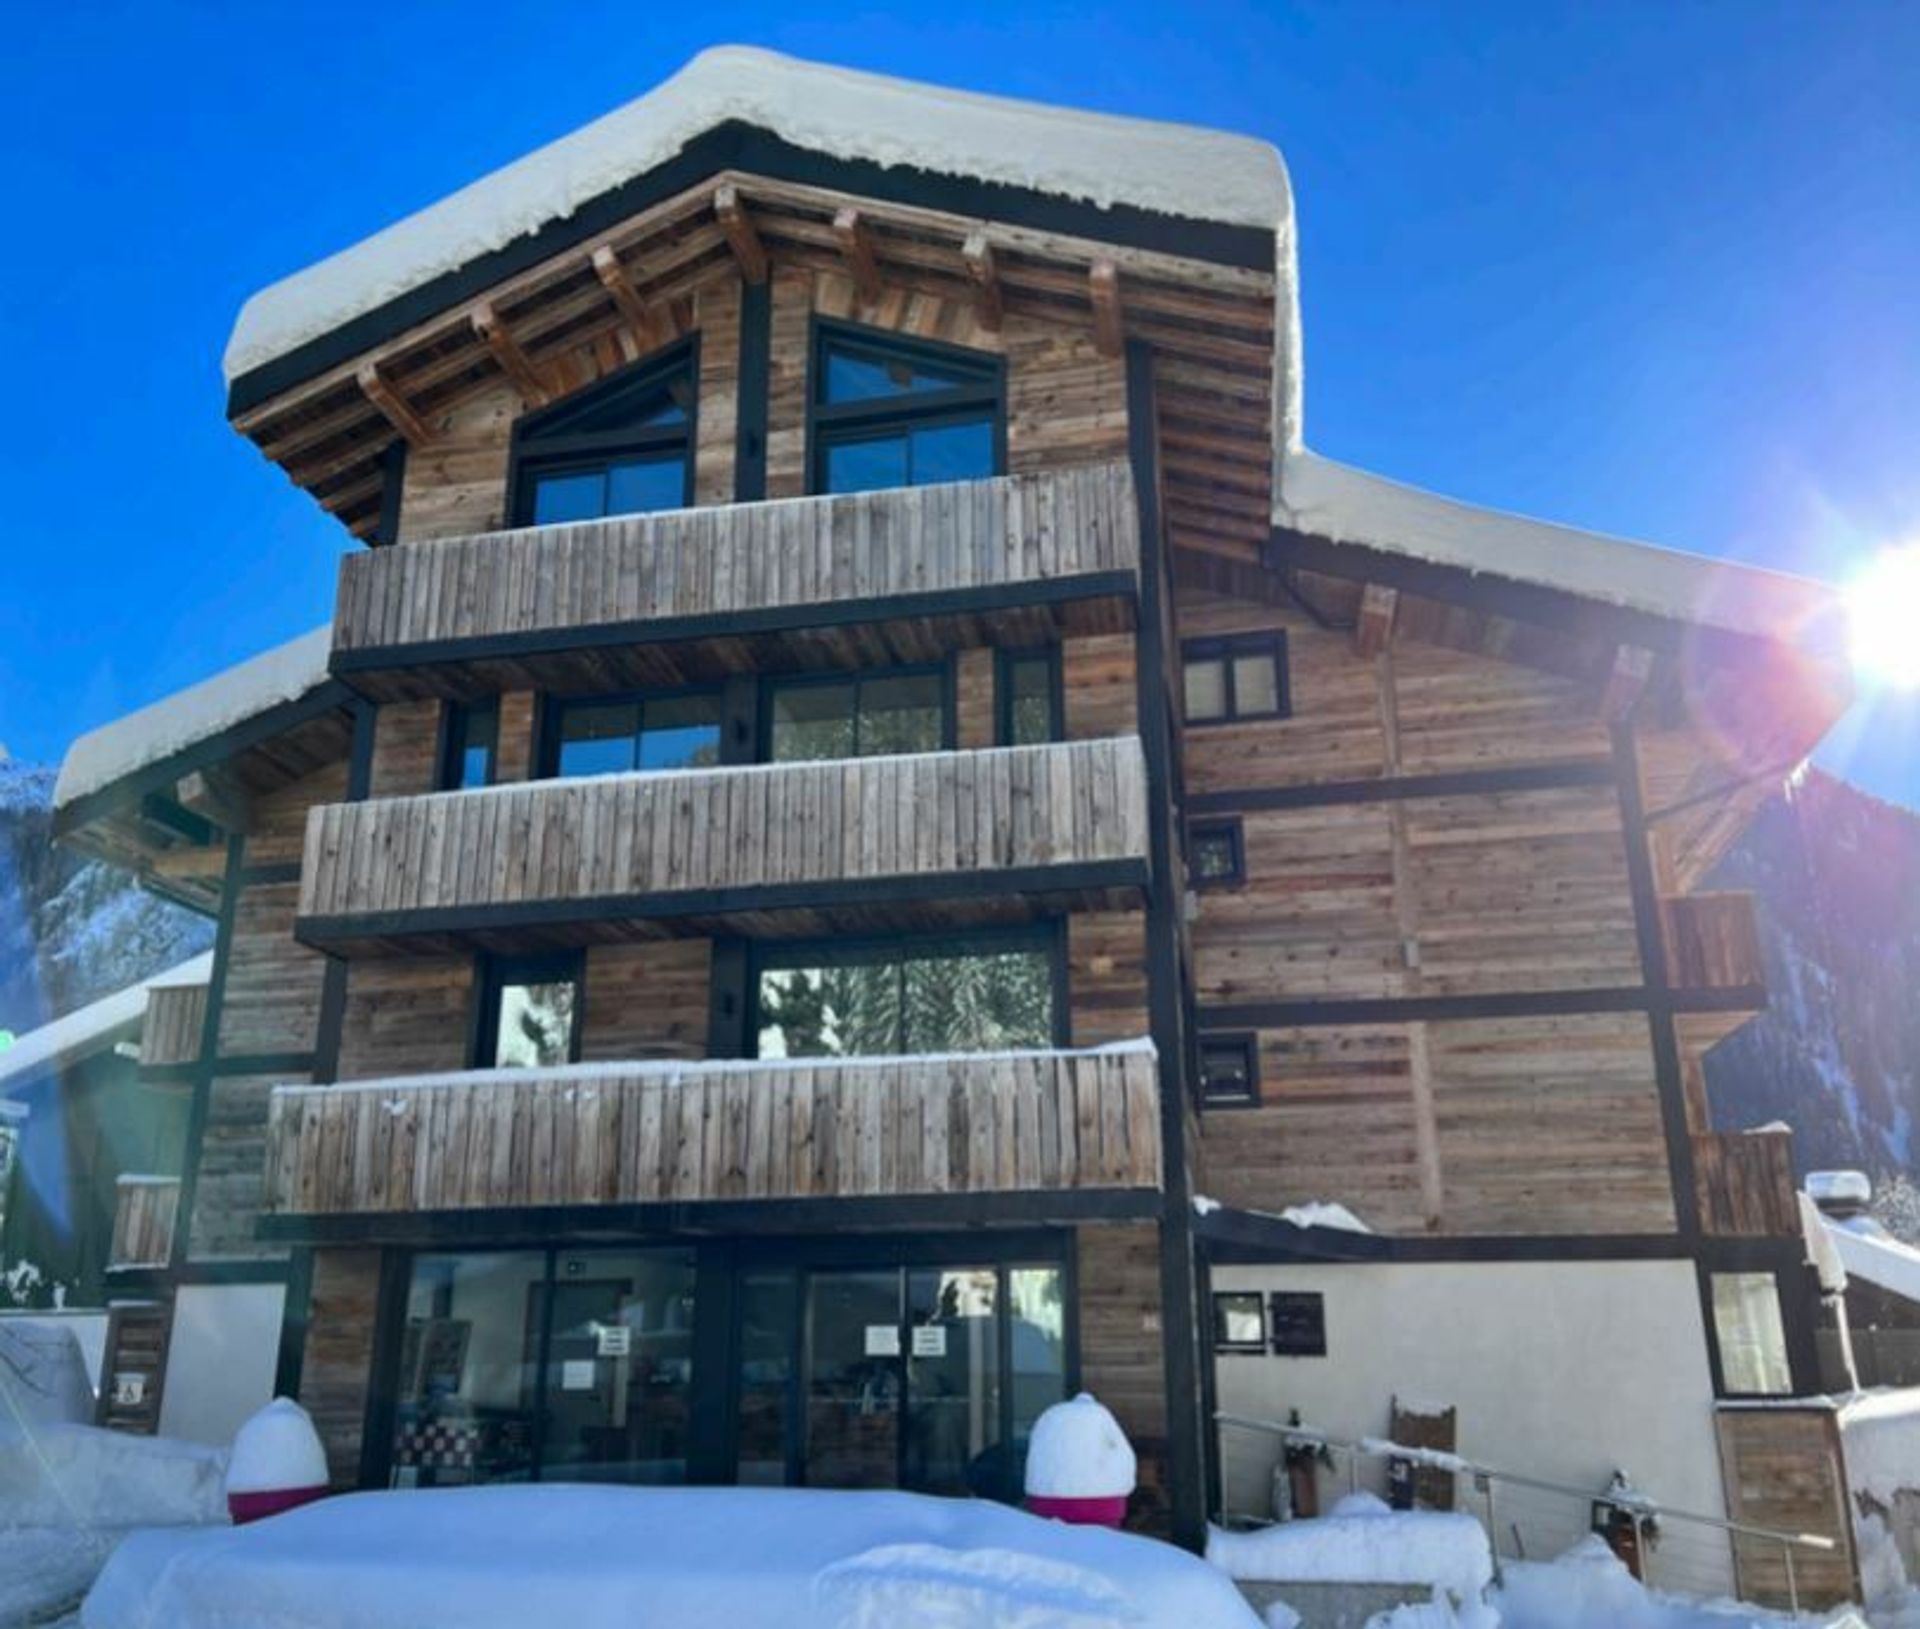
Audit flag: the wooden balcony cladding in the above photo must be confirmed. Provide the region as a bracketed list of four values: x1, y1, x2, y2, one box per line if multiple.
[108, 1176, 180, 1270]
[263, 1045, 1161, 1218]
[296, 736, 1150, 952]
[1694, 1129, 1799, 1237]
[332, 462, 1139, 697]
[1662, 892, 1765, 996]
[138, 982, 208, 1069]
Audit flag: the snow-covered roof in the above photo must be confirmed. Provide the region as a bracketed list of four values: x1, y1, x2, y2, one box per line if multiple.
[1825, 1214, 1920, 1309]
[223, 45, 1291, 385]
[0, 952, 214, 1092]
[53, 625, 333, 812]
[1275, 449, 1843, 649]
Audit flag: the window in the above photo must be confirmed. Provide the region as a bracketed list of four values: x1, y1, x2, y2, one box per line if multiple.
[765, 669, 948, 762]
[754, 932, 1058, 1059]
[1213, 1291, 1266, 1354]
[440, 699, 498, 790]
[509, 342, 696, 527]
[1188, 819, 1245, 889]
[1712, 1272, 1793, 1395]
[1182, 632, 1289, 726]
[1199, 1035, 1259, 1108]
[811, 323, 1003, 495]
[477, 955, 581, 1069]
[547, 690, 723, 779]
[998, 648, 1062, 747]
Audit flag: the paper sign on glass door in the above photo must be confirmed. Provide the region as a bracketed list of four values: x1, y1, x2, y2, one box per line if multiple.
[863, 1325, 901, 1357]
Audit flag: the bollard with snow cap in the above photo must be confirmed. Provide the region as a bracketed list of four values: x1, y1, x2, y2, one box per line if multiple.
[226, 1397, 331, 1524]
[1024, 1392, 1136, 1527]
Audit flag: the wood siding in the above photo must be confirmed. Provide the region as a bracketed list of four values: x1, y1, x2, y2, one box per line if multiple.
[1662, 892, 1764, 993]
[1715, 1406, 1859, 1609]
[338, 461, 1138, 665]
[264, 1048, 1161, 1216]
[1077, 1223, 1170, 1528]
[299, 1249, 386, 1487]
[297, 736, 1151, 944]
[1694, 1129, 1799, 1237]
[580, 942, 711, 1063]
[336, 960, 476, 1081]
[139, 983, 207, 1069]
[107, 1177, 180, 1270]
[369, 699, 442, 798]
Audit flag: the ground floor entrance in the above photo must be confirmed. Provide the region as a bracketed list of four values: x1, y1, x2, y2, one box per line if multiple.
[379, 1232, 1072, 1503]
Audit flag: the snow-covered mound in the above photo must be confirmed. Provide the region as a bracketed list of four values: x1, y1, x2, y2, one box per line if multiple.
[84, 1484, 1260, 1629]
[0, 1319, 94, 1427]
[0, 1422, 228, 1529]
[1207, 1495, 1493, 1602]
[1026, 1393, 1137, 1500]
[226, 1398, 329, 1496]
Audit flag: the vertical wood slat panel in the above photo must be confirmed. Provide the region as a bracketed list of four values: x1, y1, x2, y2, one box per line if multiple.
[301, 737, 1149, 924]
[264, 1048, 1162, 1214]
[107, 1177, 180, 1269]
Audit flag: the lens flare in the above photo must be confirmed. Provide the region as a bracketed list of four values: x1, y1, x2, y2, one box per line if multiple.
[1845, 546, 1920, 690]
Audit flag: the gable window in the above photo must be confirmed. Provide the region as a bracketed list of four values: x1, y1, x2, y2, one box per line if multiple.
[440, 698, 499, 791]
[1199, 1035, 1259, 1109]
[547, 690, 723, 779]
[1188, 818, 1245, 889]
[810, 322, 1003, 496]
[765, 669, 949, 763]
[998, 648, 1063, 747]
[1182, 632, 1289, 726]
[1711, 1272, 1793, 1395]
[509, 341, 696, 527]
[754, 930, 1058, 1060]
[1213, 1291, 1266, 1354]
[477, 954, 582, 1069]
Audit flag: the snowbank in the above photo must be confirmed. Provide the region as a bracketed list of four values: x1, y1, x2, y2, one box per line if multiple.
[1206, 1501, 1493, 1602]
[0, 1319, 94, 1427]
[85, 1484, 1260, 1629]
[0, 1422, 228, 1528]
[54, 626, 332, 811]
[1025, 1394, 1136, 1501]
[224, 46, 1289, 383]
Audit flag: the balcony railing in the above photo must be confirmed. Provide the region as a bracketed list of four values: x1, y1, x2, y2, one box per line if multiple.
[139, 982, 207, 1069]
[1693, 1128, 1799, 1237]
[295, 736, 1150, 949]
[107, 1175, 180, 1270]
[332, 462, 1139, 680]
[1662, 892, 1764, 995]
[262, 1043, 1161, 1217]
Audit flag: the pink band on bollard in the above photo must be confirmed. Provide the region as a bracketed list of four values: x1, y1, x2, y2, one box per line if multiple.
[228, 1484, 329, 1525]
[1026, 1493, 1129, 1527]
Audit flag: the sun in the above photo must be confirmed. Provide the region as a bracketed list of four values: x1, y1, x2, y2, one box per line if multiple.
[1845, 545, 1920, 690]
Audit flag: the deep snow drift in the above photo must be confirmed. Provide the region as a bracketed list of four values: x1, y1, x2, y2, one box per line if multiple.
[83, 1484, 1262, 1629]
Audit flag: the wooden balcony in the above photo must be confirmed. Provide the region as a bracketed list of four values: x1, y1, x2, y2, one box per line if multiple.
[107, 1176, 180, 1270]
[295, 736, 1150, 954]
[1693, 1128, 1799, 1237]
[139, 982, 207, 1070]
[262, 1044, 1161, 1221]
[1662, 892, 1765, 999]
[331, 462, 1139, 699]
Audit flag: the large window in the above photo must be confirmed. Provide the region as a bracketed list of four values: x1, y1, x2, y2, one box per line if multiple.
[477, 955, 581, 1069]
[811, 323, 1003, 495]
[509, 342, 696, 527]
[765, 670, 948, 762]
[1712, 1272, 1794, 1395]
[754, 932, 1058, 1060]
[547, 691, 723, 778]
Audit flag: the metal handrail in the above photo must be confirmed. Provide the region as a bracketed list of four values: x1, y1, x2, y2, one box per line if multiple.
[1215, 1411, 1838, 1613]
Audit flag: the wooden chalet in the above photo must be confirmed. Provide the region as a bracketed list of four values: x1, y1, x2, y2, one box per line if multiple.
[51, 45, 1862, 1598]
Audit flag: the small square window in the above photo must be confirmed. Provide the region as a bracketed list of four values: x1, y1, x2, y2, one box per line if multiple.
[479, 956, 581, 1070]
[1189, 819, 1245, 888]
[1182, 633, 1289, 726]
[1199, 1035, 1259, 1108]
[1213, 1291, 1266, 1353]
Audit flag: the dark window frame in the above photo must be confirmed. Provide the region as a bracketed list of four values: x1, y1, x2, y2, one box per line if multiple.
[996, 645, 1065, 748]
[1181, 630, 1291, 726]
[437, 697, 500, 791]
[748, 923, 1070, 1059]
[1212, 1290, 1267, 1354]
[758, 661, 959, 762]
[538, 683, 729, 780]
[806, 318, 1007, 496]
[1198, 1032, 1261, 1110]
[472, 951, 586, 1070]
[505, 337, 700, 528]
[1187, 817, 1246, 890]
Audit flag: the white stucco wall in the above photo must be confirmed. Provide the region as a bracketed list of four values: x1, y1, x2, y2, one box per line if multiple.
[159, 1283, 285, 1448]
[1211, 1258, 1734, 1596]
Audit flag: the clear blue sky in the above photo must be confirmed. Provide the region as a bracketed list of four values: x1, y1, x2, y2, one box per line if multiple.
[3, 2, 1916, 803]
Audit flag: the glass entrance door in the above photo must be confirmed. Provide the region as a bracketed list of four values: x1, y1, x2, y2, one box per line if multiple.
[804, 1270, 902, 1488]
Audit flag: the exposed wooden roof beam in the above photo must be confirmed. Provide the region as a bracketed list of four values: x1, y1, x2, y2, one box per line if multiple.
[832, 206, 882, 304]
[1601, 643, 1658, 722]
[590, 246, 659, 351]
[471, 301, 551, 407]
[1353, 584, 1400, 657]
[355, 362, 431, 447]
[174, 769, 253, 833]
[714, 184, 768, 285]
[962, 232, 1003, 332]
[151, 844, 231, 888]
[1089, 260, 1124, 358]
